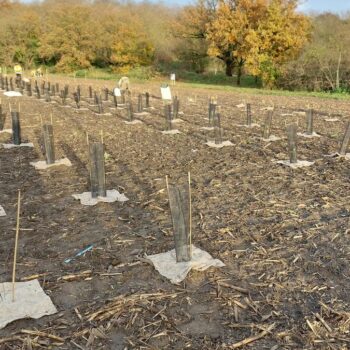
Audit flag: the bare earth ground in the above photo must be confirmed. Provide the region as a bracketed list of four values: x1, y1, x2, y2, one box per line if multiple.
[0, 77, 350, 350]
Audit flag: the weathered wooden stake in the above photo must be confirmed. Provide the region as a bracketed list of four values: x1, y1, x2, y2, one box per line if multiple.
[36, 85, 41, 99]
[104, 88, 109, 102]
[246, 103, 252, 126]
[97, 95, 104, 114]
[41, 81, 45, 95]
[166, 177, 191, 262]
[60, 90, 66, 105]
[89, 142, 106, 198]
[0, 104, 5, 131]
[127, 101, 134, 121]
[208, 100, 216, 125]
[45, 88, 51, 102]
[94, 91, 98, 106]
[165, 103, 172, 130]
[145, 92, 150, 108]
[43, 124, 55, 165]
[213, 112, 222, 144]
[11, 111, 21, 145]
[26, 82, 32, 97]
[339, 121, 350, 155]
[10, 77, 14, 91]
[306, 109, 314, 135]
[19, 81, 24, 95]
[121, 90, 126, 104]
[173, 96, 179, 119]
[138, 94, 143, 113]
[89, 86, 93, 99]
[262, 110, 273, 139]
[113, 94, 118, 108]
[73, 92, 80, 109]
[287, 123, 298, 164]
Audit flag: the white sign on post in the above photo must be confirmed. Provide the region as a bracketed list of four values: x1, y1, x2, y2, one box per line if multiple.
[113, 87, 121, 97]
[160, 84, 172, 100]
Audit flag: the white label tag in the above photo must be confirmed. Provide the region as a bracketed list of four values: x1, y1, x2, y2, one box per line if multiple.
[113, 88, 121, 97]
[161, 86, 172, 100]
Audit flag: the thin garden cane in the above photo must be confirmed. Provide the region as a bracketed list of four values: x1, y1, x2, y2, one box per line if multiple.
[101, 130, 106, 195]
[12, 189, 21, 302]
[188, 171, 192, 258]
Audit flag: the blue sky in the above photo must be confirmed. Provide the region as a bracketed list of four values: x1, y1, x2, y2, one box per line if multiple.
[19, 0, 350, 14]
[298, 0, 350, 14]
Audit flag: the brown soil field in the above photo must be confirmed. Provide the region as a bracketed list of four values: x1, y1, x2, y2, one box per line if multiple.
[0, 76, 349, 349]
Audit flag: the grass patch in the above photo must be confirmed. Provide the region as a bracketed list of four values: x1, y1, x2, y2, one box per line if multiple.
[55, 67, 155, 82]
[177, 71, 261, 88]
[48, 66, 350, 100]
[177, 81, 350, 100]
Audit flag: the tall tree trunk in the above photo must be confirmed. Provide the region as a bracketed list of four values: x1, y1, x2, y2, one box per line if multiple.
[225, 60, 234, 76]
[236, 65, 242, 86]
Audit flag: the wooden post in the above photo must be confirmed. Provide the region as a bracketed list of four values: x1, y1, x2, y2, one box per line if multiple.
[113, 94, 118, 108]
[166, 179, 191, 262]
[10, 77, 14, 91]
[173, 96, 179, 120]
[19, 81, 24, 95]
[11, 111, 21, 145]
[213, 112, 222, 145]
[121, 90, 126, 104]
[55, 83, 59, 93]
[26, 82, 32, 97]
[287, 123, 298, 164]
[306, 109, 313, 135]
[127, 101, 134, 121]
[77, 85, 81, 101]
[36, 85, 41, 99]
[339, 121, 350, 155]
[97, 94, 104, 114]
[0, 104, 5, 131]
[45, 88, 51, 102]
[104, 88, 109, 102]
[43, 124, 55, 165]
[145, 92, 150, 108]
[165, 103, 172, 130]
[246, 103, 252, 126]
[5, 76, 9, 91]
[15, 75, 21, 89]
[89, 86, 93, 99]
[89, 142, 106, 198]
[60, 90, 66, 105]
[208, 100, 216, 125]
[73, 92, 80, 109]
[138, 94, 143, 113]
[94, 91, 98, 106]
[262, 110, 273, 139]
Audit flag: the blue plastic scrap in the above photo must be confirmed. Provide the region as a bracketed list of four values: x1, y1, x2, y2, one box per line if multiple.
[64, 245, 94, 264]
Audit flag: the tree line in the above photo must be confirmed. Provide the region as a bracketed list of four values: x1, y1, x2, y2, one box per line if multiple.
[0, 0, 349, 92]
